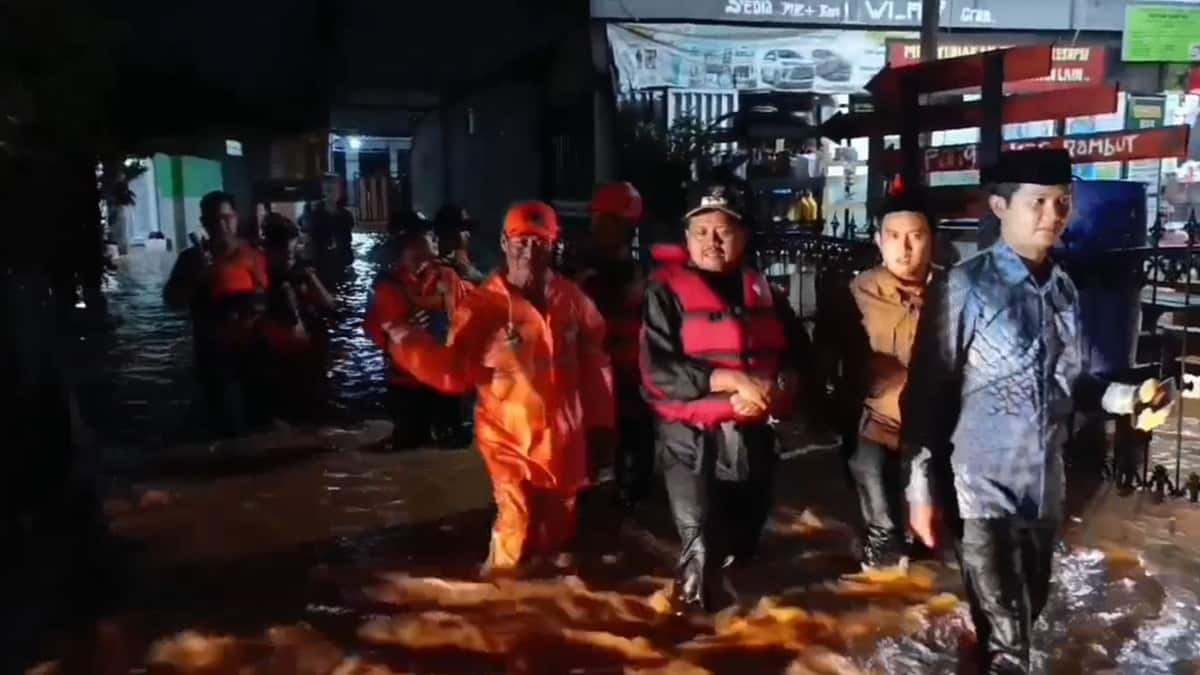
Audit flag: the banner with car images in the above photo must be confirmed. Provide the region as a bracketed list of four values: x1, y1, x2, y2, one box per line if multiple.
[607, 23, 895, 95]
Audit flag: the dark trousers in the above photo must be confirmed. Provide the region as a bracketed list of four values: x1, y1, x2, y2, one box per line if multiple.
[661, 437, 776, 610]
[197, 344, 257, 437]
[388, 384, 437, 450]
[957, 517, 1058, 675]
[615, 413, 655, 503]
[846, 437, 908, 564]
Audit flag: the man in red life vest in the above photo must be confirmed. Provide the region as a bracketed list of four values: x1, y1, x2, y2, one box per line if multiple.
[575, 181, 655, 506]
[641, 182, 811, 612]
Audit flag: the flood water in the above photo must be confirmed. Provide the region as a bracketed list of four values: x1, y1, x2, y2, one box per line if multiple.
[69, 234, 391, 457]
[38, 235, 1200, 674]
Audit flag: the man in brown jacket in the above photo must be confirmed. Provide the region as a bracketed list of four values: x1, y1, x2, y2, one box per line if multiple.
[829, 190, 934, 569]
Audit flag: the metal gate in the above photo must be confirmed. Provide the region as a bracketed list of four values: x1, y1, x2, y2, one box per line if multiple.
[619, 87, 739, 151]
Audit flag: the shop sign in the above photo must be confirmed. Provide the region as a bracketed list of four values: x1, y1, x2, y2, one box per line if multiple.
[592, 0, 1071, 29]
[886, 40, 1106, 93]
[1122, 4, 1200, 63]
[881, 126, 1190, 173]
[1126, 94, 1166, 129]
[607, 23, 889, 95]
[826, 84, 1118, 138]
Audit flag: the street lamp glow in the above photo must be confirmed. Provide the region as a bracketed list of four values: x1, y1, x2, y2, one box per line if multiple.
[348, 136, 363, 150]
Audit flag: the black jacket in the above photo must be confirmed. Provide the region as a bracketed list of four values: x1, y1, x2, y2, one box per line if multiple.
[640, 266, 811, 480]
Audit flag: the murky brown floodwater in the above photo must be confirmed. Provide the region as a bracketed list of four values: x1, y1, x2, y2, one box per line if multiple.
[37, 236, 1200, 674]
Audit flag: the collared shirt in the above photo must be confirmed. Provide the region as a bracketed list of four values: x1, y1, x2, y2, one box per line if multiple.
[902, 241, 1131, 520]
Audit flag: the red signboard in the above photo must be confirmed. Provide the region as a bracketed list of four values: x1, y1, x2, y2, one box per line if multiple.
[886, 41, 1107, 94]
[868, 45, 1051, 104]
[881, 126, 1191, 174]
[823, 84, 1118, 139]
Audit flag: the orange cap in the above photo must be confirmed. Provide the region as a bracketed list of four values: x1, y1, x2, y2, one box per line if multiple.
[591, 181, 643, 221]
[503, 200, 560, 242]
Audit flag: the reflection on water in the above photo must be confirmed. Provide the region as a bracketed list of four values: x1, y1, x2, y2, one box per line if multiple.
[91, 454, 1200, 675]
[48, 235, 1200, 674]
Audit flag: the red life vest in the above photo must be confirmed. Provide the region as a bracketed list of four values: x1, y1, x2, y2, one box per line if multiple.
[643, 265, 788, 428]
[650, 243, 689, 266]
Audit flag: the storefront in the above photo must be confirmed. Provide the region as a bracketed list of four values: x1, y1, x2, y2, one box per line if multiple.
[591, 0, 1187, 233]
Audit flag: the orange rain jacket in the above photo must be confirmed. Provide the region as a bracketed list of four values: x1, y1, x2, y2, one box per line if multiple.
[365, 263, 473, 385]
[387, 273, 615, 493]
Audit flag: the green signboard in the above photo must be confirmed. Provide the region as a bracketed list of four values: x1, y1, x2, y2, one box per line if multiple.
[1123, 4, 1200, 62]
[1126, 94, 1167, 129]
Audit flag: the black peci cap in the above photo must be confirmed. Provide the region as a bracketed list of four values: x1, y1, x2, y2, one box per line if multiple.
[980, 148, 1074, 186]
[877, 185, 931, 222]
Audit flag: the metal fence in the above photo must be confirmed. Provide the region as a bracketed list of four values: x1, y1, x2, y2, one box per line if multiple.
[1080, 211, 1200, 501]
[744, 213, 1200, 502]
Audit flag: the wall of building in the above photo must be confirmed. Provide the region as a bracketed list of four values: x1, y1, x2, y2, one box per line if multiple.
[406, 26, 601, 272]
[410, 110, 446, 219]
[152, 154, 224, 249]
[452, 81, 544, 271]
[410, 80, 544, 271]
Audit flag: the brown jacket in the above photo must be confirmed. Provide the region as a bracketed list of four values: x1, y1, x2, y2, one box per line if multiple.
[846, 266, 925, 448]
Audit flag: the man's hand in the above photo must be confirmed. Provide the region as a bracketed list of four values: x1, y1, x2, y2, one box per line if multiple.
[909, 503, 938, 549]
[1134, 377, 1176, 432]
[711, 370, 772, 411]
[731, 393, 765, 417]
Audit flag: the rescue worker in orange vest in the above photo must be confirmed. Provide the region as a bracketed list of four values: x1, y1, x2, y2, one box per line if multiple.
[641, 182, 810, 612]
[364, 217, 470, 450]
[574, 181, 654, 506]
[164, 190, 268, 435]
[382, 201, 615, 574]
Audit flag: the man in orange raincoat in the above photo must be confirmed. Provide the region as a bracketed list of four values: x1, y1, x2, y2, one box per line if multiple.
[383, 201, 615, 572]
[365, 217, 473, 450]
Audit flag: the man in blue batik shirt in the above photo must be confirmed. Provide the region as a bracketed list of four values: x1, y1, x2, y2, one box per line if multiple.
[901, 148, 1174, 675]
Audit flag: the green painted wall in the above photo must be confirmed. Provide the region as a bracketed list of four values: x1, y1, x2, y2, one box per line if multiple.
[153, 153, 225, 249]
[155, 155, 222, 199]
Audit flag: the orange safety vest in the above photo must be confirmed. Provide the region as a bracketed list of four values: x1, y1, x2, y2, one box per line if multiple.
[210, 243, 268, 300]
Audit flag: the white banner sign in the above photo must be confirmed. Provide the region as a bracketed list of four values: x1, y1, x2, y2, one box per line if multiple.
[608, 23, 897, 95]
